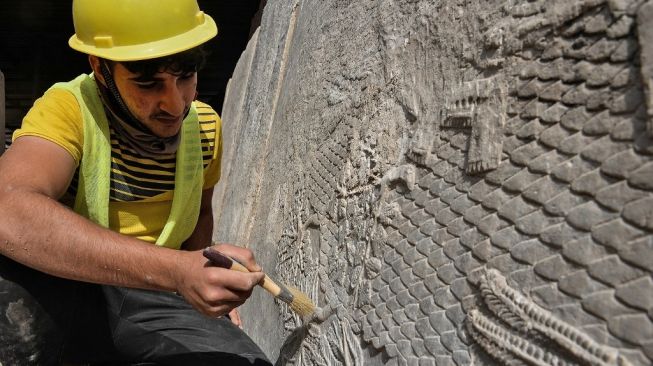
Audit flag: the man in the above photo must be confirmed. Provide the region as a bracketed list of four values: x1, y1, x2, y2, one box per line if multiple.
[0, 0, 270, 364]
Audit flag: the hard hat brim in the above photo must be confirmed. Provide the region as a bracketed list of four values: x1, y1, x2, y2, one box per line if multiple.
[68, 14, 218, 62]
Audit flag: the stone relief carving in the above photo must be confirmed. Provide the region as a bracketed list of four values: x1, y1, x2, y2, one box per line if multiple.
[442, 78, 507, 174]
[273, 126, 374, 365]
[468, 269, 632, 366]
[219, 0, 653, 364]
[289, 0, 651, 365]
[637, 1, 653, 136]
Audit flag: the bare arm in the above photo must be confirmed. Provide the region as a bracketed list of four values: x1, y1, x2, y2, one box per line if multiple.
[0, 137, 263, 316]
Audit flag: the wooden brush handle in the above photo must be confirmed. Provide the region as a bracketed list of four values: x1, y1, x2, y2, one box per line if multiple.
[202, 248, 283, 297]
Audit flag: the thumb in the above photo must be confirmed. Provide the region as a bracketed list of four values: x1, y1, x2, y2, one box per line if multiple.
[253, 271, 266, 284]
[247, 271, 266, 288]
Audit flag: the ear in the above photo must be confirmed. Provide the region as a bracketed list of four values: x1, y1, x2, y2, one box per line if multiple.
[88, 55, 106, 86]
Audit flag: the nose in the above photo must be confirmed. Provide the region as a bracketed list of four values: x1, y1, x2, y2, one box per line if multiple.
[159, 83, 186, 117]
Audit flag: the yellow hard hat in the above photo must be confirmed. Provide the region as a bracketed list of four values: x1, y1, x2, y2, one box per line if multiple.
[68, 0, 218, 61]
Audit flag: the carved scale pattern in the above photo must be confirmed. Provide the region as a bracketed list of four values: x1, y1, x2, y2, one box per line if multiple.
[359, 1, 653, 365]
[270, 0, 653, 365]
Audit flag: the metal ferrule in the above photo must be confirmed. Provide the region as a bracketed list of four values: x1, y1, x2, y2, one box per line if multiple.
[276, 283, 294, 304]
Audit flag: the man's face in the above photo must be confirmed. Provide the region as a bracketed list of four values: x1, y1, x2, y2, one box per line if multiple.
[112, 63, 198, 138]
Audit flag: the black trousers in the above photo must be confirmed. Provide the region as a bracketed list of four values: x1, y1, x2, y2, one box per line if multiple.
[0, 255, 271, 365]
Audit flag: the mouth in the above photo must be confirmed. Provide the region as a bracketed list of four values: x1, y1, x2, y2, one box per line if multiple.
[152, 107, 190, 127]
[154, 115, 182, 126]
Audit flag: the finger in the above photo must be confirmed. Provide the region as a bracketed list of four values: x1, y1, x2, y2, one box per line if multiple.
[205, 303, 236, 318]
[219, 244, 262, 272]
[206, 288, 254, 305]
[205, 268, 263, 294]
[229, 308, 242, 328]
[212, 243, 262, 272]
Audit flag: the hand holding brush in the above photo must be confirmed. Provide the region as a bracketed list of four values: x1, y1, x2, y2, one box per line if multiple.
[203, 247, 316, 317]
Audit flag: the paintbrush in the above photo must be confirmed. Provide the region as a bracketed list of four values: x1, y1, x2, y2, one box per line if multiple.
[202, 247, 316, 317]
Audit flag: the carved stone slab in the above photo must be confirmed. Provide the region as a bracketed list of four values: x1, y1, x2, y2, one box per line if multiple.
[637, 1, 653, 137]
[215, 1, 653, 365]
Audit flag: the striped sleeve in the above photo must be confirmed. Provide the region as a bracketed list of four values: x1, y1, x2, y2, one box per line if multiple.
[196, 101, 222, 188]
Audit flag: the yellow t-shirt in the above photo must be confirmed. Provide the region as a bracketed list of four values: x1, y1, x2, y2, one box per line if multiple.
[13, 88, 223, 243]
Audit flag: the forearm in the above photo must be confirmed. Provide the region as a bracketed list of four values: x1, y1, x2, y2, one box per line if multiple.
[0, 188, 182, 291]
[0, 138, 263, 317]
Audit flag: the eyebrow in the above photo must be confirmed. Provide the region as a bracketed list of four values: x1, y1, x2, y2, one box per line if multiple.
[128, 75, 165, 83]
[128, 70, 196, 83]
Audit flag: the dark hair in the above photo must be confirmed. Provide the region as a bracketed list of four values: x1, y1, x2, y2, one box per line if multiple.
[106, 45, 208, 78]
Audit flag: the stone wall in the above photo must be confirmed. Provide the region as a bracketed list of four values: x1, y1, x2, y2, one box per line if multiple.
[213, 0, 653, 365]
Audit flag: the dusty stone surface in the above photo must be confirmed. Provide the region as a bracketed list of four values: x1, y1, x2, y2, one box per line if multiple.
[214, 0, 653, 365]
[0, 270, 60, 365]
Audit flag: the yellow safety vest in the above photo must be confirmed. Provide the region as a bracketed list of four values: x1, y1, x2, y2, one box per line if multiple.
[51, 74, 203, 249]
